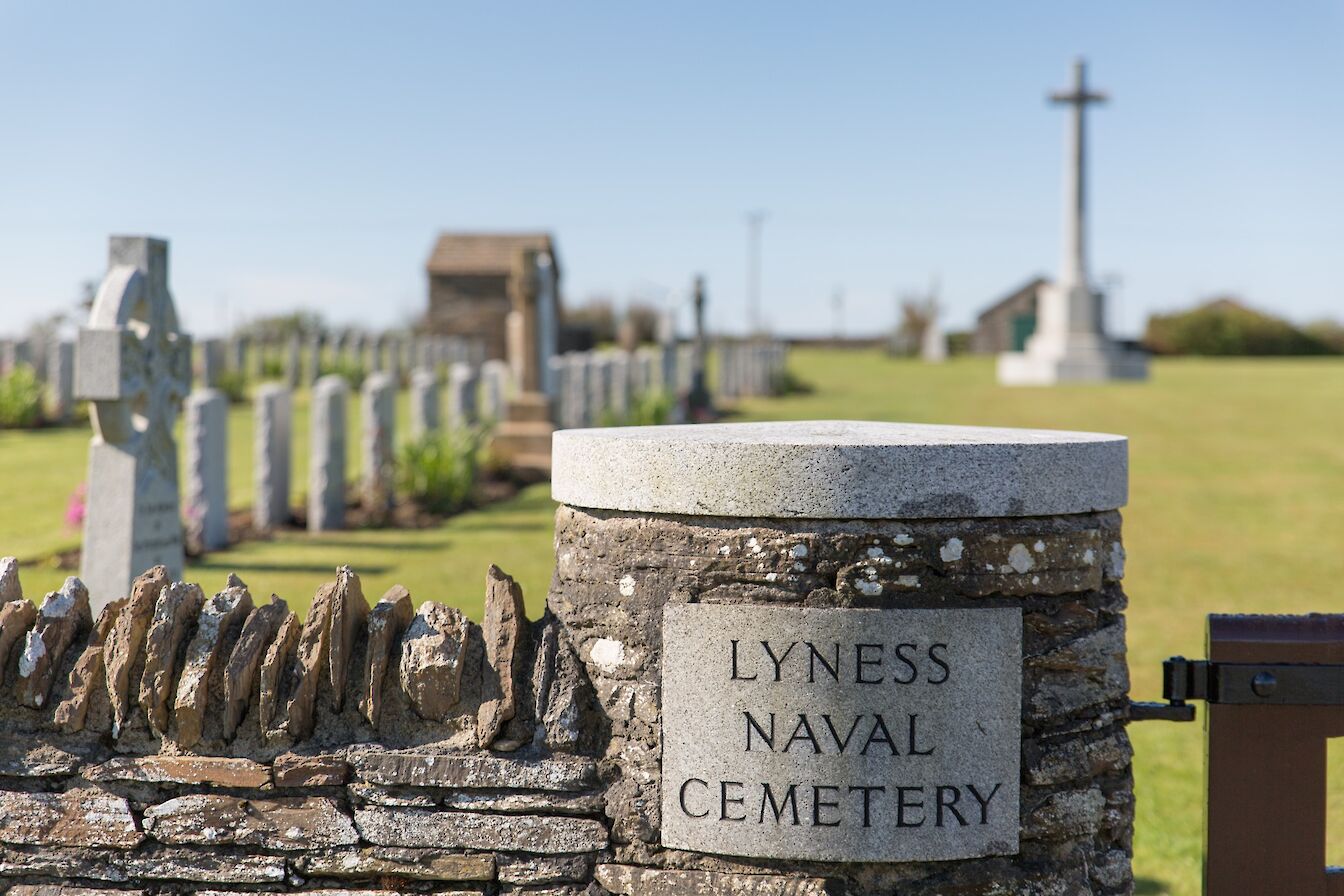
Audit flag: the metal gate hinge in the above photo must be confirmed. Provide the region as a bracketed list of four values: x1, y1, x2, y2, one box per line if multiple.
[1133, 655, 1344, 722]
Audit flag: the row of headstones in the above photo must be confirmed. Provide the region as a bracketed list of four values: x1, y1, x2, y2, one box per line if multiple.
[717, 340, 789, 400]
[0, 337, 76, 422]
[185, 360, 516, 551]
[548, 343, 687, 429]
[195, 332, 486, 391]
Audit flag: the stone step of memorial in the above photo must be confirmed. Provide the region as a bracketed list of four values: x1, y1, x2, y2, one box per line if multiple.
[506, 393, 553, 423]
[491, 418, 555, 474]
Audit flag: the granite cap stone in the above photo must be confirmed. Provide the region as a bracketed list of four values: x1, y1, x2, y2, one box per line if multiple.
[551, 420, 1126, 519]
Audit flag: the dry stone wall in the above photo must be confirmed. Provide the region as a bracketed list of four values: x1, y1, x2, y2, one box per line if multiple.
[0, 561, 610, 895]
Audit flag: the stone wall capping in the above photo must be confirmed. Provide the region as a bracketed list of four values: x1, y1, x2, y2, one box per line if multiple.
[552, 420, 1127, 518]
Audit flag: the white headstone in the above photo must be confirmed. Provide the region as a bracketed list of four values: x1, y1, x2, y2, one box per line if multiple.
[447, 362, 479, 428]
[588, 355, 611, 425]
[308, 375, 347, 532]
[480, 359, 511, 422]
[46, 340, 74, 423]
[253, 383, 292, 531]
[75, 236, 192, 609]
[200, 338, 225, 387]
[409, 367, 440, 439]
[285, 335, 301, 388]
[548, 356, 570, 429]
[184, 388, 228, 552]
[609, 352, 631, 419]
[361, 371, 396, 519]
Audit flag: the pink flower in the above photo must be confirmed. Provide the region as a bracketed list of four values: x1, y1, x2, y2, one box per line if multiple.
[65, 483, 86, 531]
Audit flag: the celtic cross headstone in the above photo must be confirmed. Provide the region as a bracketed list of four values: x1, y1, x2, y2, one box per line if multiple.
[75, 236, 192, 610]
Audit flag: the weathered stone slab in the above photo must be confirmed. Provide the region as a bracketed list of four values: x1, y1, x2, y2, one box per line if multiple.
[595, 864, 841, 896]
[552, 420, 1127, 519]
[142, 795, 358, 850]
[399, 600, 470, 721]
[353, 807, 607, 854]
[222, 594, 289, 738]
[286, 580, 337, 738]
[440, 790, 604, 815]
[137, 580, 205, 735]
[1025, 622, 1129, 722]
[253, 383, 292, 531]
[0, 789, 142, 849]
[478, 565, 528, 749]
[274, 752, 349, 787]
[119, 848, 287, 883]
[8, 888, 142, 896]
[184, 388, 229, 551]
[173, 577, 254, 746]
[350, 751, 598, 792]
[85, 755, 270, 788]
[17, 576, 92, 709]
[53, 595, 126, 732]
[0, 846, 126, 882]
[0, 741, 85, 776]
[361, 584, 413, 728]
[296, 848, 494, 881]
[498, 854, 591, 885]
[661, 604, 1022, 863]
[0, 597, 37, 683]
[327, 566, 368, 712]
[258, 609, 300, 732]
[104, 565, 170, 737]
[347, 782, 437, 807]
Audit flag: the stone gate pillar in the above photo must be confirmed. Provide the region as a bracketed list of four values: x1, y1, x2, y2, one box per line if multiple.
[549, 420, 1134, 895]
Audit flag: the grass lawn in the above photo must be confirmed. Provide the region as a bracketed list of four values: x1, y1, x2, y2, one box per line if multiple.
[2, 351, 1341, 895]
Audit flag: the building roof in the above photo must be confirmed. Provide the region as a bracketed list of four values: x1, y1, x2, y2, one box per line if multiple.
[976, 275, 1049, 323]
[425, 232, 559, 278]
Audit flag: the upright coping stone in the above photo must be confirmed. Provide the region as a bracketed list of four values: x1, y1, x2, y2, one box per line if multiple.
[253, 383, 292, 531]
[184, 388, 228, 551]
[308, 375, 348, 532]
[548, 420, 1133, 894]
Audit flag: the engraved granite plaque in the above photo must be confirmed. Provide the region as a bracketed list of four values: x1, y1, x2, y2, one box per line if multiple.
[661, 604, 1022, 862]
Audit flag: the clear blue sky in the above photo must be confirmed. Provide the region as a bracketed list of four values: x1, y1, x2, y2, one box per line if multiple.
[2, 2, 1340, 339]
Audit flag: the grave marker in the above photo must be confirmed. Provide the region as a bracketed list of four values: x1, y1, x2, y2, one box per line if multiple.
[253, 384, 292, 531]
[308, 375, 347, 531]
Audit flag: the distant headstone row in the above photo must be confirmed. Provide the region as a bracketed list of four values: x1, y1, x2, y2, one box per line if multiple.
[0, 336, 77, 423]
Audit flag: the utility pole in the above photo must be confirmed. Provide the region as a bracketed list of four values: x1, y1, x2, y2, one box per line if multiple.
[745, 210, 766, 336]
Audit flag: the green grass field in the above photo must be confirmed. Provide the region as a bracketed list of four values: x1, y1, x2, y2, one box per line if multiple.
[2, 351, 1341, 894]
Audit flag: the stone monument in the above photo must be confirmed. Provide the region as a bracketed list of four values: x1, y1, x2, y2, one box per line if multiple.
[184, 387, 228, 552]
[361, 371, 396, 521]
[998, 58, 1148, 385]
[253, 383, 292, 531]
[550, 420, 1134, 892]
[309, 375, 348, 532]
[921, 297, 948, 363]
[75, 236, 192, 610]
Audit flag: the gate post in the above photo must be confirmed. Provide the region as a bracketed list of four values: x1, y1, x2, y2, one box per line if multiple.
[549, 420, 1136, 894]
[1204, 614, 1344, 896]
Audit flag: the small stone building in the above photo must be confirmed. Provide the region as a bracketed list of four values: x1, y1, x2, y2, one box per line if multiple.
[972, 276, 1047, 354]
[425, 232, 561, 365]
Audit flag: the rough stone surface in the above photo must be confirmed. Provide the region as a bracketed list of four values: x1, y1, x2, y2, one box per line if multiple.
[498, 854, 592, 885]
[328, 566, 368, 712]
[137, 580, 205, 736]
[258, 608, 301, 732]
[172, 577, 254, 746]
[143, 795, 358, 850]
[399, 601, 470, 721]
[351, 751, 599, 792]
[596, 864, 841, 895]
[354, 807, 608, 854]
[0, 556, 20, 601]
[0, 597, 37, 684]
[119, 848, 287, 883]
[0, 789, 142, 849]
[17, 576, 92, 709]
[478, 564, 529, 748]
[85, 755, 271, 788]
[53, 596, 126, 732]
[361, 584, 414, 729]
[552, 420, 1127, 519]
[273, 752, 349, 787]
[104, 565, 170, 737]
[296, 848, 494, 881]
[222, 594, 289, 737]
[286, 580, 337, 738]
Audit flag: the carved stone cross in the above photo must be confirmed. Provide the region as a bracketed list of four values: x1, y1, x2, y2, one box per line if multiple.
[75, 236, 192, 609]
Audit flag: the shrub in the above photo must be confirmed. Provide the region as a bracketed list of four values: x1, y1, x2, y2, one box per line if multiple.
[215, 370, 249, 403]
[0, 364, 44, 429]
[321, 359, 367, 389]
[396, 427, 485, 515]
[1144, 298, 1336, 356]
[599, 390, 673, 427]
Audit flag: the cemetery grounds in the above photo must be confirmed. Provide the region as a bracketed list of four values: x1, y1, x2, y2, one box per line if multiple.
[2, 348, 1341, 896]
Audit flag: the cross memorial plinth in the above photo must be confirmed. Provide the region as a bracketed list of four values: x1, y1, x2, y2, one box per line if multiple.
[75, 236, 192, 610]
[998, 58, 1148, 385]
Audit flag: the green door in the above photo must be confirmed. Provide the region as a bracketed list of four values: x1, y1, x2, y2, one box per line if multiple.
[1011, 313, 1037, 351]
